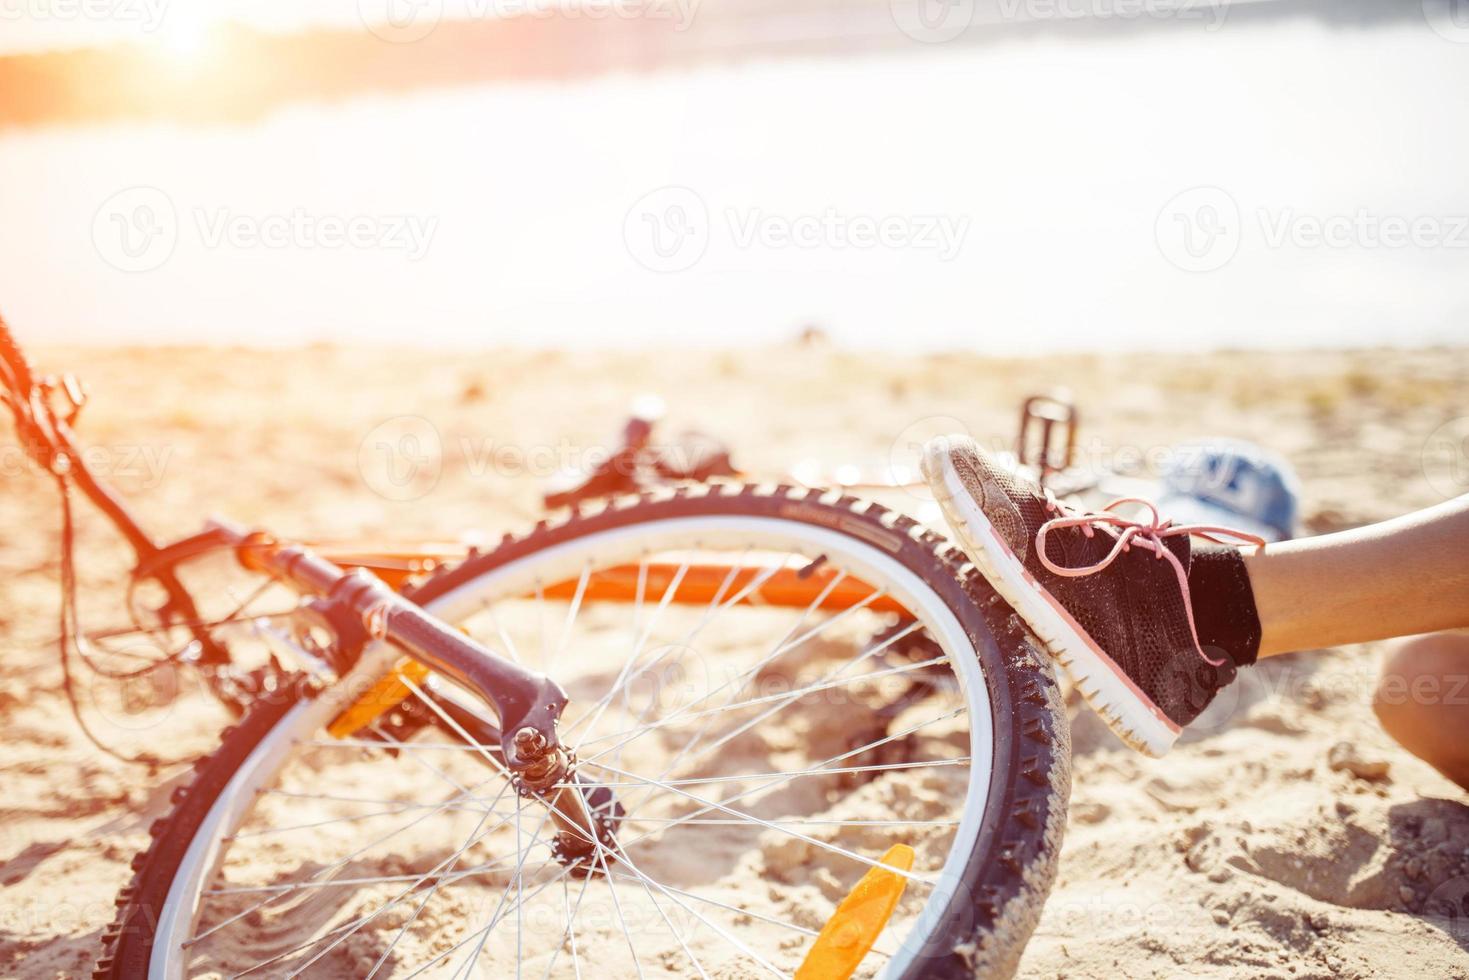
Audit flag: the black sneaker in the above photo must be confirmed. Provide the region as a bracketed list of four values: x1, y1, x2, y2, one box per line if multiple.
[921, 435, 1263, 756]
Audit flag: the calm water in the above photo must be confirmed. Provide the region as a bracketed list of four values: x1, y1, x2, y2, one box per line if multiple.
[3, 17, 1467, 350]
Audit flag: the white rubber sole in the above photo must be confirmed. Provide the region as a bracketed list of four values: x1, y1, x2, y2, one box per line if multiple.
[922, 438, 1180, 758]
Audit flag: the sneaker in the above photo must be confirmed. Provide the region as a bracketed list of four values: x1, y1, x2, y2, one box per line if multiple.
[921, 435, 1265, 756]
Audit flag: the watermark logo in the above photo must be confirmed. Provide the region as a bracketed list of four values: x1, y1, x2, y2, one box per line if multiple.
[726, 208, 968, 259]
[358, 415, 444, 502]
[1425, 875, 1469, 943]
[1157, 186, 1469, 272]
[91, 187, 438, 271]
[997, 0, 1227, 29]
[88, 651, 184, 732]
[1, 442, 172, 487]
[624, 186, 970, 272]
[888, 414, 974, 500]
[1422, 416, 1469, 501]
[357, 0, 443, 43]
[1155, 186, 1241, 273]
[0, 0, 170, 32]
[357, 0, 699, 43]
[624, 186, 710, 273]
[1423, 0, 1469, 42]
[92, 186, 179, 273]
[193, 208, 437, 259]
[1258, 209, 1469, 251]
[890, 0, 976, 42]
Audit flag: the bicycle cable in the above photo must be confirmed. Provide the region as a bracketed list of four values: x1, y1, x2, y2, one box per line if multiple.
[53, 472, 177, 766]
[51, 466, 284, 765]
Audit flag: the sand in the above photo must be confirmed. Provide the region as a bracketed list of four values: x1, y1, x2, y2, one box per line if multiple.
[1, 343, 1467, 978]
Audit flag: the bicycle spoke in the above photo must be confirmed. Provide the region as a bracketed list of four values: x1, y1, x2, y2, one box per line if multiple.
[452, 796, 551, 979]
[622, 816, 958, 828]
[576, 585, 890, 762]
[612, 573, 903, 817]
[551, 559, 593, 670]
[603, 871, 815, 939]
[667, 619, 925, 774]
[317, 802, 499, 980]
[228, 780, 521, 977]
[398, 859, 580, 980]
[581, 755, 969, 790]
[578, 651, 942, 761]
[597, 846, 645, 980]
[618, 707, 963, 837]
[169, 525, 988, 980]
[538, 869, 595, 980]
[227, 797, 510, 840]
[591, 761, 940, 888]
[613, 850, 789, 980]
[482, 600, 524, 665]
[621, 862, 710, 979]
[556, 548, 754, 746]
[569, 553, 690, 756]
[189, 771, 504, 947]
[206, 845, 541, 899]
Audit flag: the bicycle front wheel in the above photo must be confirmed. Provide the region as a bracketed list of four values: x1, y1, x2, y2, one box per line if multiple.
[98, 485, 1069, 979]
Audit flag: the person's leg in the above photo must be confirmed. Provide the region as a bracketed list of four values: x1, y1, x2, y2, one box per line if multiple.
[923, 433, 1469, 756]
[1244, 495, 1469, 659]
[1373, 630, 1469, 791]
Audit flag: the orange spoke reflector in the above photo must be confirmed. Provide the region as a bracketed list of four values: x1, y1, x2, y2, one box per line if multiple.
[549, 563, 910, 615]
[326, 658, 431, 739]
[794, 843, 915, 980]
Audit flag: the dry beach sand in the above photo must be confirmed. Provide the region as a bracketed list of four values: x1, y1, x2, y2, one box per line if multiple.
[1, 343, 1467, 978]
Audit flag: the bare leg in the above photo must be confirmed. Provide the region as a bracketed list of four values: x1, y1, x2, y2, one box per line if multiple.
[1244, 495, 1469, 659]
[1373, 631, 1469, 791]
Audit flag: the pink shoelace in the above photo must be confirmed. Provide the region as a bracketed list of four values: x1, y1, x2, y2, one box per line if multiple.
[1035, 491, 1267, 667]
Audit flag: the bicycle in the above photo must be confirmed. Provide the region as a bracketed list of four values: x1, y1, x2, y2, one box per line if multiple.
[0, 316, 1070, 979]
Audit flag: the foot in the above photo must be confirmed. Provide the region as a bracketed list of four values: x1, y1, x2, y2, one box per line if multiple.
[921, 435, 1265, 756]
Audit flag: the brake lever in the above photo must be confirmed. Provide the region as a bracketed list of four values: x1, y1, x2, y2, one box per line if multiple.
[57, 373, 87, 427]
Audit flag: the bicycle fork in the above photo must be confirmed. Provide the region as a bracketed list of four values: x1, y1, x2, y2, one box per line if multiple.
[216, 521, 611, 866]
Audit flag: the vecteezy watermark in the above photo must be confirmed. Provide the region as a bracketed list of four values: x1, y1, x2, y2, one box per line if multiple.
[92, 186, 179, 274]
[726, 208, 968, 260]
[0, 897, 119, 937]
[996, 0, 1227, 28]
[1258, 209, 1469, 251]
[890, 0, 1225, 43]
[0, 442, 172, 488]
[0, 0, 169, 32]
[355, 0, 699, 44]
[194, 208, 437, 259]
[1425, 875, 1469, 943]
[1154, 186, 1241, 273]
[356, 0, 443, 43]
[1156, 186, 1469, 272]
[358, 415, 444, 502]
[88, 650, 186, 732]
[623, 186, 710, 273]
[624, 187, 970, 273]
[889, 0, 976, 43]
[888, 414, 974, 501]
[92, 186, 438, 272]
[354, 415, 731, 501]
[1423, 0, 1469, 43]
[1422, 416, 1469, 501]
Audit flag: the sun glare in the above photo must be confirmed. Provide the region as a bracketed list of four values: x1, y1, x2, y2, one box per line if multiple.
[156, 16, 214, 66]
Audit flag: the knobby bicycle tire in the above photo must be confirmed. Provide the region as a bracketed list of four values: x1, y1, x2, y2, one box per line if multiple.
[97, 484, 1071, 979]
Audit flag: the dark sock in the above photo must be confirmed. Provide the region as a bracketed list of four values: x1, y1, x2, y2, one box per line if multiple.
[1188, 545, 1262, 668]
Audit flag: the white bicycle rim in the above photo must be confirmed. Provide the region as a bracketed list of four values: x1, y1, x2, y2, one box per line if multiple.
[148, 514, 996, 979]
